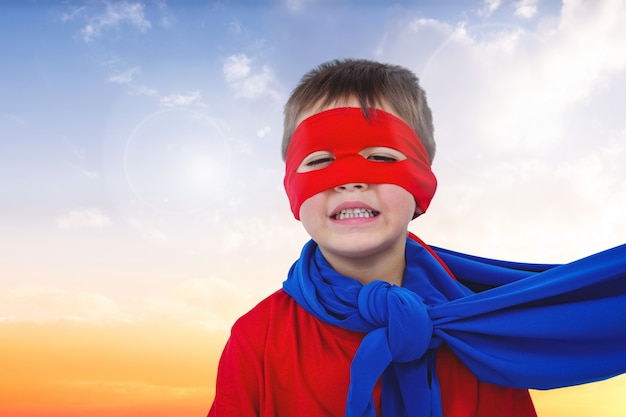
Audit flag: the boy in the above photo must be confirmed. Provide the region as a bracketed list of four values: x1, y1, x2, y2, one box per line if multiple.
[209, 59, 626, 417]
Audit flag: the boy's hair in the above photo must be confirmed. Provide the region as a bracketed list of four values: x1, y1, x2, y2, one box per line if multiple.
[282, 59, 436, 164]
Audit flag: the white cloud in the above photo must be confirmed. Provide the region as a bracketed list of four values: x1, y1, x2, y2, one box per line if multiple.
[236, 66, 279, 99]
[139, 277, 264, 330]
[82, 169, 100, 179]
[513, 0, 539, 19]
[478, 0, 502, 17]
[155, 0, 174, 28]
[159, 90, 205, 107]
[285, 0, 315, 12]
[0, 277, 269, 330]
[159, 16, 172, 27]
[2, 113, 27, 126]
[57, 209, 113, 230]
[417, 130, 626, 261]
[107, 66, 141, 85]
[228, 21, 243, 35]
[412, 0, 626, 154]
[223, 54, 281, 100]
[223, 54, 252, 81]
[376, 0, 626, 260]
[6, 286, 123, 323]
[257, 126, 271, 138]
[132, 85, 159, 96]
[105, 67, 205, 107]
[125, 217, 168, 243]
[62, 1, 152, 42]
[60, 5, 87, 22]
[101, 59, 160, 97]
[408, 18, 447, 32]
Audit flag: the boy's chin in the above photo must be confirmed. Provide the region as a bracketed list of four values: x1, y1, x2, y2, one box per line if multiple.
[318, 236, 405, 260]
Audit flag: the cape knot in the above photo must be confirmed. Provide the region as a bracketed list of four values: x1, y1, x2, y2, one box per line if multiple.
[357, 280, 433, 362]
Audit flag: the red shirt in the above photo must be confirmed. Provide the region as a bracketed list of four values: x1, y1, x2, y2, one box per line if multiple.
[209, 290, 536, 417]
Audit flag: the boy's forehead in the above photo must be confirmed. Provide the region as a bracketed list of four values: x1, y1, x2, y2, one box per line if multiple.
[295, 96, 403, 129]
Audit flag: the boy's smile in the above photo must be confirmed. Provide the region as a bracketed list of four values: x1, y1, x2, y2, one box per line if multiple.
[330, 199, 379, 221]
[332, 208, 379, 221]
[299, 180, 415, 286]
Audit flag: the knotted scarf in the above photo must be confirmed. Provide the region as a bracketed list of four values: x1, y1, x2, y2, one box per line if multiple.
[282, 235, 626, 417]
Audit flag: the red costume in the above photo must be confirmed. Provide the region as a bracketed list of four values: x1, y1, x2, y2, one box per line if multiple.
[208, 289, 536, 417]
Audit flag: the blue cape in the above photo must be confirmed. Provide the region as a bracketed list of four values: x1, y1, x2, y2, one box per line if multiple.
[282, 236, 626, 417]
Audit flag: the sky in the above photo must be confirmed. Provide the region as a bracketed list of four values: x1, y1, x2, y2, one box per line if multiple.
[1, 0, 625, 416]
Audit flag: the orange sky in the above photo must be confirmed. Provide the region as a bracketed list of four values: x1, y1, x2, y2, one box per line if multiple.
[2, 320, 626, 417]
[0, 320, 227, 417]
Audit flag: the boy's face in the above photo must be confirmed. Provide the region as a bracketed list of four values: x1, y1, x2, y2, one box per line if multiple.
[292, 97, 419, 265]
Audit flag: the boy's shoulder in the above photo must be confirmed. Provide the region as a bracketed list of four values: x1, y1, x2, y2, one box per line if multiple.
[230, 289, 297, 339]
[231, 288, 363, 346]
[227, 289, 314, 357]
[236, 288, 294, 322]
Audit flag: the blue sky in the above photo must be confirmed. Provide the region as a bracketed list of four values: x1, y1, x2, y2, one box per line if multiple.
[1, 0, 625, 328]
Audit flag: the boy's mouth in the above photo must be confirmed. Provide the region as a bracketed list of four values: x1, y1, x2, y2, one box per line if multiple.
[332, 208, 380, 220]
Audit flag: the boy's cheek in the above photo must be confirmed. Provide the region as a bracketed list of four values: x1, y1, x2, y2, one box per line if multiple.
[298, 193, 325, 222]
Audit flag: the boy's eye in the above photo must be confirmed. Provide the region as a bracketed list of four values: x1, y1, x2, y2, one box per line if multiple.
[360, 147, 407, 163]
[367, 154, 399, 162]
[307, 156, 335, 166]
[296, 151, 335, 172]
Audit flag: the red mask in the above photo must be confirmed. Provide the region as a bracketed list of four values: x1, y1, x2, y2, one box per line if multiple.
[284, 107, 437, 220]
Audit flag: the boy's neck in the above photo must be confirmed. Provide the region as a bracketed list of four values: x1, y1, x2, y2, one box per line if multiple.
[319, 240, 406, 287]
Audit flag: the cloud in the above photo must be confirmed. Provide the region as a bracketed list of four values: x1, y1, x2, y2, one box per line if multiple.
[133, 85, 159, 96]
[62, 1, 152, 42]
[2, 113, 27, 127]
[105, 64, 205, 107]
[375, 0, 626, 260]
[107, 66, 141, 85]
[285, 0, 315, 12]
[81, 168, 100, 179]
[478, 0, 502, 17]
[513, 0, 539, 19]
[125, 217, 168, 243]
[257, 126, 271, 138]
[139, 277, 264, 330]
[57, 209, 113, 230]
[223, 54, 281, 100]
[228, 21, 243, 35]
[60, 5, 87, 22]
[159, 90, 205, 107]
[419, 130, 626, 257]
[5, 286, 122, 323]
[223, 54, 252, 81]
[1, 276, 267, 331]
[406, 0, 626, 154]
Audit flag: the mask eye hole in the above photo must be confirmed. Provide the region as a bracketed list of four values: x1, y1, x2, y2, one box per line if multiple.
[296, 151, 335, 172]
[360, 147, 406, 163]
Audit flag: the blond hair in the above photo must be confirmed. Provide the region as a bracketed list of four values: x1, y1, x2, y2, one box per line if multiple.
[282, 59, 435, 164]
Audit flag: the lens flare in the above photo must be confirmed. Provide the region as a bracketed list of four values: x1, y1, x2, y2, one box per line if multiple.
[124, 108, 231, 215]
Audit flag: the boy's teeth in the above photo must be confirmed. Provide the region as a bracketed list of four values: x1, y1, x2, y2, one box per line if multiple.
[335, 208, 377, 220]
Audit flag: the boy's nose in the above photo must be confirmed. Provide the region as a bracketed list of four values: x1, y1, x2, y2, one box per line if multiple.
[334, 183, 368, 192]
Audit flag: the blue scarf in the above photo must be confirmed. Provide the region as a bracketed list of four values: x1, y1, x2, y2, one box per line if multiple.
[282, 236, 626, 417]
